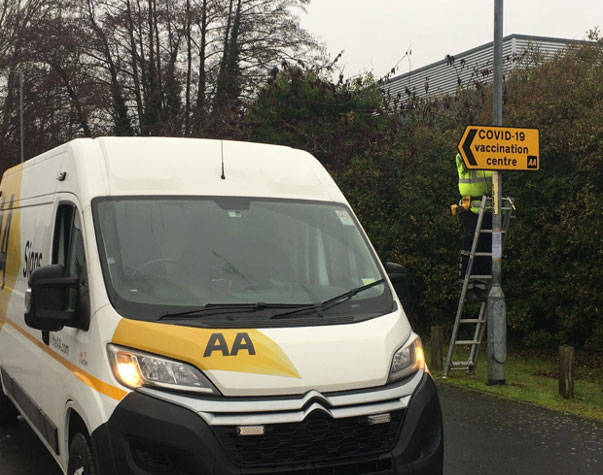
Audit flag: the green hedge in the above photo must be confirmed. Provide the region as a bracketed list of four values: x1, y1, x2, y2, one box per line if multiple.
[244, 40, 603, 354]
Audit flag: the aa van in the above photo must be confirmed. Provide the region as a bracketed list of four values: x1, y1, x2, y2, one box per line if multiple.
[0, 138, 443, 474]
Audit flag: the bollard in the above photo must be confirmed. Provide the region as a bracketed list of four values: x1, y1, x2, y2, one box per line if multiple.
[431, 325, 443, 371]
[558, 345, 575, 399]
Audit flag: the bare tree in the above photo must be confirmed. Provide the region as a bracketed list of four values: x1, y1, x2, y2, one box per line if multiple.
[0, 1, 55, 167]
[85, 0, 133, 135]
[0, 0, 322, 161]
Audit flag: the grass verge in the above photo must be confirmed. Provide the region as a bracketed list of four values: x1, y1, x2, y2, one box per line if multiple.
[424, 341, 603, 421]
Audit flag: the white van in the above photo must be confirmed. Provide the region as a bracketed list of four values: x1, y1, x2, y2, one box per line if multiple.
[0, 138, 442, 475]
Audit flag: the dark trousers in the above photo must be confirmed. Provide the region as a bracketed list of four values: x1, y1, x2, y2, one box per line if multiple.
[458, 211, 492, 289]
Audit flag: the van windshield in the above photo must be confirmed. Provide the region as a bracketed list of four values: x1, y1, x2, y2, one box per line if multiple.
[93, 197, 392, 324]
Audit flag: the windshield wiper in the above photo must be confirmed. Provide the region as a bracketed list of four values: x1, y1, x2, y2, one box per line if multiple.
[159, 303, 302, 320]
[270, 279, 385, 320]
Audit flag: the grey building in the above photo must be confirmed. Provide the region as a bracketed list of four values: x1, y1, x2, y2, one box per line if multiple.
[384, 34, 592, 101]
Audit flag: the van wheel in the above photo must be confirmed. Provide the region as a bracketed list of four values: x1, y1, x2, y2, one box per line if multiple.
[68, 433, 97, 475]
[0, 391, 19, 425]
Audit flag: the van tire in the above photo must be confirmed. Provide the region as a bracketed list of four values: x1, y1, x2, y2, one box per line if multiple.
[0, 391, 19, 425]
[68, 433, 97, 475]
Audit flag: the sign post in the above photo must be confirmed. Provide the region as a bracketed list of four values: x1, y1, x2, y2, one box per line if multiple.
[455, 1, 540, 386]
[489, 0, 506, 386]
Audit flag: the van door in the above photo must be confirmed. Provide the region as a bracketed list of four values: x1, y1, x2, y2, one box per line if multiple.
[39, 201, 90, 457]
[0, 196, 50, 447]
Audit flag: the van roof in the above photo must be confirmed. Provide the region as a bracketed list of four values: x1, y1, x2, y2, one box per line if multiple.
[6, 137, 347, 205]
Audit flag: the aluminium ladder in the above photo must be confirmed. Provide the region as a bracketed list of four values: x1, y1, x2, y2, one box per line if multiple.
[443, 195, 515, 377]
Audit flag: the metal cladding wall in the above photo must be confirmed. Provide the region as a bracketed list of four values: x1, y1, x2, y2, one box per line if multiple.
[384, 34, 593, 101]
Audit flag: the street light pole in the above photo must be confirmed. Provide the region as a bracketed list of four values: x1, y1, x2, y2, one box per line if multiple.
[19, 69, 24, 163]
[487, 0, 506, 385]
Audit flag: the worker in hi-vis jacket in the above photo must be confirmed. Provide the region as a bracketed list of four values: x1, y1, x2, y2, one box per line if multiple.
[455, 153, 492, 302]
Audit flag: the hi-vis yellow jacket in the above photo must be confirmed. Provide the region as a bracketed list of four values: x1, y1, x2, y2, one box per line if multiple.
[456, 154, 492, 213]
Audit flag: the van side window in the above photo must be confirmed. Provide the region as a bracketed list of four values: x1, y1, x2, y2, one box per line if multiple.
[68, 214, 86, 283]
[52, 205, 87, 284]
[52, 205, 74, 267]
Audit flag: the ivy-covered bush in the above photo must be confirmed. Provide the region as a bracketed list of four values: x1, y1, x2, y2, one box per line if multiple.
[244, 38, 603, 355]
[503, 39, 603, 351]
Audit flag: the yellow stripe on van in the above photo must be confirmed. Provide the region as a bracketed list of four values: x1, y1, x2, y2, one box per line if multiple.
[0, 163, 24, 327]
[113, 319, 301, 379]
[0, 316, 127, 401]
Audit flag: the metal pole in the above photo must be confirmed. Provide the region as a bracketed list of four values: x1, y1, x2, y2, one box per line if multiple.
[487, 0, 506, 385]
[19, 70, 24, 163]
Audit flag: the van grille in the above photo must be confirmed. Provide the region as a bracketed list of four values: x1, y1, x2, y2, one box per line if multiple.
[213, 409, 404, 467]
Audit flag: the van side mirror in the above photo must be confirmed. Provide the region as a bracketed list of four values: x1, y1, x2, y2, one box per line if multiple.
[25, 265, 81, 332]
[385, 262, 409, 305]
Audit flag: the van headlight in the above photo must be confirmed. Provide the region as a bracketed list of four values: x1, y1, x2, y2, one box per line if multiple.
[107, 344, 218, 394]
[388, 334, 425, 383]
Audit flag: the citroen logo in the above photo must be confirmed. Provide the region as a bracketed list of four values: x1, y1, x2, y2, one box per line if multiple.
[300, 391, 333, 419]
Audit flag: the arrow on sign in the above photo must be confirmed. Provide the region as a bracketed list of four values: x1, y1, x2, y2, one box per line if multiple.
[462, 128, 478, 166]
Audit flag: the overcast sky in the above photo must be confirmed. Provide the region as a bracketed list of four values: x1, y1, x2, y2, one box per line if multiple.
[299, 0, 602, 79]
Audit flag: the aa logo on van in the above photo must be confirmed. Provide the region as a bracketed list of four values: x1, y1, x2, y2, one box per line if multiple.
[113, 320, 301, 378]
[0, 195, 15, 289]
[0, 163, 23, 325]
[203, 332, 255, 357]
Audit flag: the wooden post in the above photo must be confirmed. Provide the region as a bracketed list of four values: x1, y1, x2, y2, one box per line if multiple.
[431, 325, 443, 371]
[559, 345, 575, 399]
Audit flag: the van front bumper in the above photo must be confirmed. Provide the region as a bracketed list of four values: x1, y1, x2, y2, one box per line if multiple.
[91, 372, 443, 475]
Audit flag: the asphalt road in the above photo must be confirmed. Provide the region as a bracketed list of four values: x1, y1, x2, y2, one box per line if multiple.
[439, 383, 603, 475]
[0, 417, 62, 475]
[1, 384, 602, 474]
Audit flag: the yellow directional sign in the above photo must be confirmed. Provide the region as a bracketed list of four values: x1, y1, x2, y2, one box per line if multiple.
[458, 126, 540, 170]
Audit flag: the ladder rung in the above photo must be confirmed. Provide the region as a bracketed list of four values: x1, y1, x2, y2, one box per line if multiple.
[445, 199, 515, 378]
